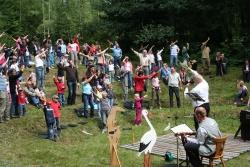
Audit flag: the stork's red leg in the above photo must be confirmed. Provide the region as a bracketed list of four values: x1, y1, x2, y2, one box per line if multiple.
[144, 154, 146, 167]
[148, 154, 151, 167]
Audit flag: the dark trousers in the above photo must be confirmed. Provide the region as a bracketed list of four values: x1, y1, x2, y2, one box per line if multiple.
[67, 81, 76, 105]
[194, 103, 210, 130]
[169, 86, 181, 108]
[184, 142, 202, 167]
[151, 87, 161, 108]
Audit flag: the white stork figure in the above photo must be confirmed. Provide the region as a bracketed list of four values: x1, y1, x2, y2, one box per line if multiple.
[138, 109, 157, 167]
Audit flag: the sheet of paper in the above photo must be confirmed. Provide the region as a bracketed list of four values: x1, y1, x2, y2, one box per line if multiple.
[170, 124, 193, 134]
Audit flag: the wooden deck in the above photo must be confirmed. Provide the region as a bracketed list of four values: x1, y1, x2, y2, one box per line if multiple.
[121, 134, 250, 165]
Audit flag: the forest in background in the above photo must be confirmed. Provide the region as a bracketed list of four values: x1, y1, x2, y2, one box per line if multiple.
[0, 0, 250, 63]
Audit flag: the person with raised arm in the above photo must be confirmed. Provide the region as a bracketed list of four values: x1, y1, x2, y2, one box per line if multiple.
[201, 37, 211, 75]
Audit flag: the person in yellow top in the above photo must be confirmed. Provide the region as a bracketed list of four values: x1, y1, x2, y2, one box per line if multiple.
[201, 37, 211, 75]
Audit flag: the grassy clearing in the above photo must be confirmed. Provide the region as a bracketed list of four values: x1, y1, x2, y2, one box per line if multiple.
[0, 65, 250, 167]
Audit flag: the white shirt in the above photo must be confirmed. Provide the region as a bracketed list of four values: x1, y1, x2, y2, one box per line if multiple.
[108, 64, 114, 72]
[168, 72, 180, 87]
[10, 63, 19, 72]
[148, 53, 155, 64]
[184, 79, 209, 107]
[35, 56, 44, 67]
[170, 44, 179, 56]
[135, 53, 150, 66]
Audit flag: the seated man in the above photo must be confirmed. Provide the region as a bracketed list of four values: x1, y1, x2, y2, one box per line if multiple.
[182, 107, 221, 167]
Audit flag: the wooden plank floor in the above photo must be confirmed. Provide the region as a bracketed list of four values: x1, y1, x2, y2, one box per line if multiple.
[121, 134, 250, 165]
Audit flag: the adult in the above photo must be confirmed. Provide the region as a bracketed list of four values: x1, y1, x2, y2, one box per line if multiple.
[131, 48, 150, 90]
[182, 43, 190, 62]
[160, 63, 171, 86]
[169, 40, 180, 67]
[8, 66, 24, 117]
[182, 107, 221, 167]
[201, 37, 211, 75]
[0, 71, 8, 123]
[156, 47, 164, 68]
[23, 81, 41, 107]
[122, 56, 133, 90]
[242, 59, 250, 82]
[35, 49, 46, 90]
[81, 75, 95, 118]
[148, 46, 155, 71]
[70, 40, 79, 68]
[60, 60, 79, 105]
[96, 47, 109, 74]
[184, 69, 210, 130]
[133, 70, 152, 97]
[168, 67, 181, 108]
[110, 41, 122, 68]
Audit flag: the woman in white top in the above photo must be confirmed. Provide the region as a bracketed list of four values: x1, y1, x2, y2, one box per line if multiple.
[35, 49, 46, 90]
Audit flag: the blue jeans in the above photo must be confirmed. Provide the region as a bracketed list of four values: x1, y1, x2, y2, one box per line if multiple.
[67, 81, 76, 105]
[101, 110, 109, 125]
[18, 104, 26, 116]
[113, 57, 121, 67]
[82, 93, 94, 117]
[108, 98, 114, 107]
[49, 52, 55, 66]
[29, 96, 40, 105]
[124, 72, 133, 89]
[36, 66, 45, 90]
[170, 55, 178, 67]
[58, 93, 65, 107]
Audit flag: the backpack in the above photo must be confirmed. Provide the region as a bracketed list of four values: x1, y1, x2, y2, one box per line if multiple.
[123, 101, 134, 110]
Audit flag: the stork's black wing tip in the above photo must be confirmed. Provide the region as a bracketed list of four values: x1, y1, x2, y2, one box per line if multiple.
[139, 141, 151, 152]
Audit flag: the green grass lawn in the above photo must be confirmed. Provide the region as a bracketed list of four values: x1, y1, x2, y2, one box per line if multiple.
[0, 65, 250, 167]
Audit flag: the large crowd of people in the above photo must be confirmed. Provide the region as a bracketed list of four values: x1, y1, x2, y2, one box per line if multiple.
[0, 33, 249, 142]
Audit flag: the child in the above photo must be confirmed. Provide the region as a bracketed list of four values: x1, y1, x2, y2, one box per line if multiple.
[134, 94, 147, 126]
[151, 72, 161, 109]
[108, 60, 115, 82]
[100, 92, 111, 133]
[50, 95, 61, 136]
[53, 76, 65, 107]
[93, 85, 103, 118]
[17, 87, 28, 117]
[106, 83, 114, 107]
[43, 101, 57, 141]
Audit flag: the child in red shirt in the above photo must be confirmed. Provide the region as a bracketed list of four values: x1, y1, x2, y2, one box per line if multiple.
[49, 95, 61, 135]
[18, 87, 28, 117]
[53, 76, 65, 107]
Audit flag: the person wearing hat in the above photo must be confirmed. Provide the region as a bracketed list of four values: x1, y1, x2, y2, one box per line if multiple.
[49, 95, 61, 136]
